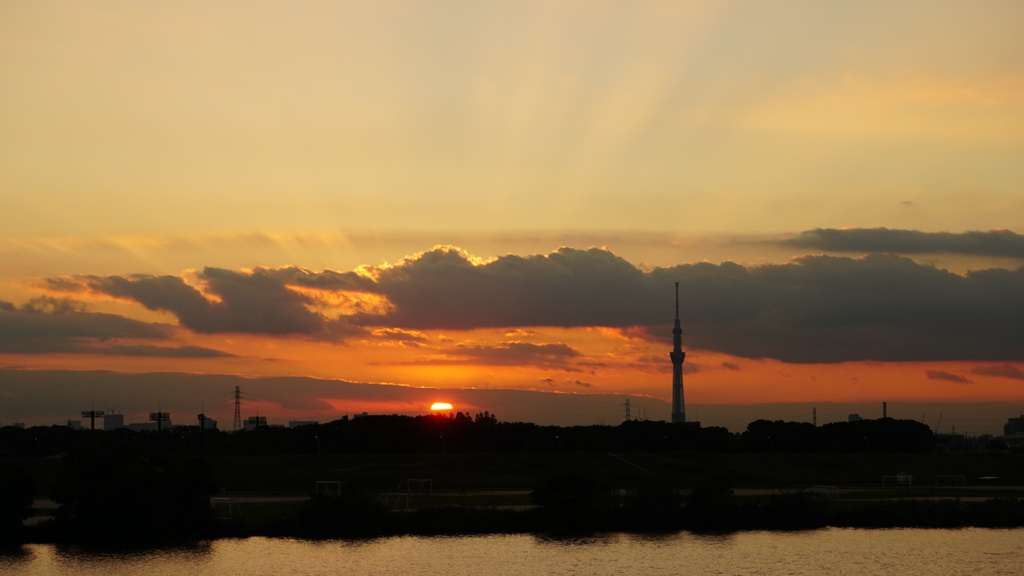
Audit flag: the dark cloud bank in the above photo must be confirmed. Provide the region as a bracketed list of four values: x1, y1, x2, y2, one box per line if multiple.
[0, 369, 651, 428]
[30, 245, 1024, 364]
[0, 369, 1014, 434]
[0, 298, 231, 357]
[786, 228, 1024, 258]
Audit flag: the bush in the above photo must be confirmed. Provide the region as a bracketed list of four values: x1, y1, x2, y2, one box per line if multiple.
[530, 472, 615, 532]
[50, 446, 215, 544]
[290, 489, 392, 538]
[0, 464, 34, 545]
[685, 475, 737, 530]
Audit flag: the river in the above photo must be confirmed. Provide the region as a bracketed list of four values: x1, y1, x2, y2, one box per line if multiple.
[2, 528, 1022, 575]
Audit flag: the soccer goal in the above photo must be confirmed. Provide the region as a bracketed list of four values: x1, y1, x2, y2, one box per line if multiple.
[398, 478, 433, 496]
[211, 497, 238, 519]
[315, 480, 343, 497]
[378, 492, 410, 510]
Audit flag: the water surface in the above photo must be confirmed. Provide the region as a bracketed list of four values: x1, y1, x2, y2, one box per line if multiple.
[3, 528, 1021, 576]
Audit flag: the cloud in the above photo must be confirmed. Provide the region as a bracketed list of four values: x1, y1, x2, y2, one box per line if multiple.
[91, 344, 236, 358]
[39, 246, 1024, 364]
[971, 364, 1024, 380]
[0, 297, 232, 357]
[1, 297, 157, 335]
[0, 297, 234, 356]
[441, 341, 581, 368]
[44, 268, 326, 335]
[351, 247, 1024, 363]
[721, 362, 741, 371]
[925, 370, 973, 384]
[349, 246, 654, 329]
[370, 328, 429, 342]
[0, 297, 157, 348]
[716, 256, 1021, 362]
[535, 377, 591, 388]
[785, 228, 1024, 258]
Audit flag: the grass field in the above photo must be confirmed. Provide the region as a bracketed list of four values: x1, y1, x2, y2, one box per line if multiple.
[15, 450, 1024, 502]
[15, 450, 1024, 535]
[199, 451, 1024, 495]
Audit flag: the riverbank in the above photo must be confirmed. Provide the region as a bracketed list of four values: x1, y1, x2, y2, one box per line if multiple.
[8, 450, 1024, 545]
[21, 485, 1024, 546]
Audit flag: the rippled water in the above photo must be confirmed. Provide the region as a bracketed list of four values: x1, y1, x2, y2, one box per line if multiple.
[3, 529, 1022, 576]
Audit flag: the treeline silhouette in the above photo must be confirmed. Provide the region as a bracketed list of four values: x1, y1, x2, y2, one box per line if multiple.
[0, 412, 935, 459]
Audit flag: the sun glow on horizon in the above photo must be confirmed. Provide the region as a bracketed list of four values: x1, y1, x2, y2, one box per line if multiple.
[430, 402, 454, 411]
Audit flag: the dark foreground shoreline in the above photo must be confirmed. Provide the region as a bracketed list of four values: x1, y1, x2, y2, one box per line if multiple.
[5, 442, 1024, 547]
[12, 490, 1024, 549]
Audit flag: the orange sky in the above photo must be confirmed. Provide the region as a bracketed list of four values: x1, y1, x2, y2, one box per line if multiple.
[2, 2, 1023, 434]
[4, 326, 1017, 408]
[3, 244, 1023, 436]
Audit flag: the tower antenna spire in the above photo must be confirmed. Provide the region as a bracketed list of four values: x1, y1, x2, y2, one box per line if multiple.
[670, 282, 687, 424]
[675, 281, 680, 319]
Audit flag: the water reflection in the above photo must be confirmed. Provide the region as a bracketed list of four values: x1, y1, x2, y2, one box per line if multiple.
[2, 529, 1023, 576]
[0, 546, 33, 570]
[53, 541, 214, 560]
[532, 534, 616, 547]
[687, 531, 737, 545]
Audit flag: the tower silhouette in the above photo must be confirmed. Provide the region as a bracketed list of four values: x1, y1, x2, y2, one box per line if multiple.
[232, 386, 242, 432]
[670, 282, 687, 424]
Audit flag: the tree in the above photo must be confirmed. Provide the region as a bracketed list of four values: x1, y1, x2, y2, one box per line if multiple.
[686, 475, 738, 529]
[474, 411, 498, 425]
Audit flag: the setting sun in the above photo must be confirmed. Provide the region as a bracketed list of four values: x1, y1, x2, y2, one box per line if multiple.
[430, 403, 454, 411]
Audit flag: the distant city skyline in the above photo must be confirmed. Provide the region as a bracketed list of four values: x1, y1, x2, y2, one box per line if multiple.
[0, 367, 1020, 437]
[2, 2, 1023, 435]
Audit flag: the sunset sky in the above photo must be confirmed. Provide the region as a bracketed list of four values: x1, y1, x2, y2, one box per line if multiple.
[2, 1, 1023, 434]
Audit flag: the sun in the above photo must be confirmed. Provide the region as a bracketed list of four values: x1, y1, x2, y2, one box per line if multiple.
[430, 402, 453, 411]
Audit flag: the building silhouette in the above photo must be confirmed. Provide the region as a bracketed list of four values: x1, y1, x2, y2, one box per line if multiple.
[1004, 415, 1024, 436]
[289, 420, 319, 428]
[103, 413, 125, 431]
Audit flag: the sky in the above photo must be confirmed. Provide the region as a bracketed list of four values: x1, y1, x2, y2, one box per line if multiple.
[2, 1, 1023, 434]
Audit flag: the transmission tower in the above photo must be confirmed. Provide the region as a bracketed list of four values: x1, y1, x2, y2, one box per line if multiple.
[623, 398, 631, 422]
[233, 386, 242, 432]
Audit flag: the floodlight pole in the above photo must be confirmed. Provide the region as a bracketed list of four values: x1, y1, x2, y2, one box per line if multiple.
[149, 411, 171, 431]
[81, 410, 105, 431]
